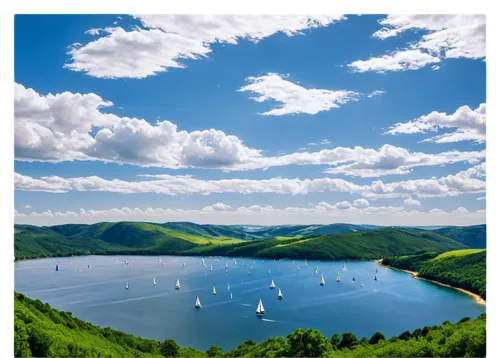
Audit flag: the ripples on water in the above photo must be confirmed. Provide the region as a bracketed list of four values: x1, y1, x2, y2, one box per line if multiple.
[15, 255, 485, 350]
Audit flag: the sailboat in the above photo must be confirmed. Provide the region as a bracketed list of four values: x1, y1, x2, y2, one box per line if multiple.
[248, 270, 252, 275]
[210, 265, 213, 272]
[125, 260, 129, 265]
[304, 260, 308, 267]
[270, 280, 276, 289]
[314, 266, 318, 275]
[225, 262, 228, 269]
[336, 273, 341, 282]
[195, 296, 202, 308]
[153, 277, 156, 286]
[88, 264, 91, 268]
[213, 286, 217, 295]
[352, 277, 355, 282]
[376, 268, 379, 273]
[175, 279, 181, 289]
[55, 264, 59, 271]
[374, 275, 378, 281]
[183, 262, 186, 267]
[320, 274, 325, 286]
[268, 269, 271, 275]
[202, 258, 206, 267]
[297, 266, 300, 271]
[162, 262, 165, 266]
[277, 288, 283, 300]
[256, 299, 265, 315]
[230, 292, 233, 299]
[342, 261, 347, 271]
[125, 282, 129, 289]
[228, 283, 230, 291]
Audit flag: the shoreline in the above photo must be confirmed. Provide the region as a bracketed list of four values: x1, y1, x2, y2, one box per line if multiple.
[378, 260, 486, 306]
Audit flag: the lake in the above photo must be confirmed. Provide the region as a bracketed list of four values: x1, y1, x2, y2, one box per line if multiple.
[14, 255, 485, 351]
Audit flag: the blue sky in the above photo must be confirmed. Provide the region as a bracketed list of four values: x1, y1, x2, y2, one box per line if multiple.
[14, 14, 486, 226]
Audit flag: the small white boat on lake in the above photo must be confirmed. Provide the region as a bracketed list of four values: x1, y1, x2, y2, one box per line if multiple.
[336, 273, 341, 282]
[153, 277, 156, 286]
[278, 288, 283, 299]
[320, 274, 325, 286]
[256, 299, 265, 316]
[175, 279, 181, 289]
[125, 282, 129, 289]
[270, 280, 275, 289]
[195, 296, 202, 308]
[213, 286, 217, 295]
[314, 266, 318, 275]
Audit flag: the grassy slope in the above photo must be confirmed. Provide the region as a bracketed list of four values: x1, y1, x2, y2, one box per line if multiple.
[14, 291, 486, 358]
[15, 223, 467, 261]
[383, 249, 486, 299]
[433, 225, 486, 248]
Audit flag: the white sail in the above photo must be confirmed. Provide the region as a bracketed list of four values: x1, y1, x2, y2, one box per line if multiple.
[230, 292, 233, 299]
[270, 280, 275, 289]
[210, 265, 213, 272]
[125, 282, 129, 289]
[297, 266, 300, 271]
[314, 266, 318, 275]
[336, 273, 341, 282]
[213, 286, 217, 295]
[195, 296, 202, 308]
[175, 279, 181, 289]
[225, 262, 228, 269]
[376, 268, 378, 273]
[278, 288, 283, 299]
[248, 270, 251, 275]
[256, 299, 265, 314]
[268, 269, 271, 275]
[228, 283, 230, 291]
[304, 260, 308, 267]
[202, 258, 206, 267]
[183, 262, 186, 267]
[125, 260, 128, 265]
[153, 278, 156, 286]
[320, 274, 325, 286]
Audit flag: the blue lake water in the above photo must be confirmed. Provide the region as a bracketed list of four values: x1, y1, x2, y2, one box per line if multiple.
[14, 255, 485, 351]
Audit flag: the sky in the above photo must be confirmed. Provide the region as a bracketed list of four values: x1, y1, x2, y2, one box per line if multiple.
[14, 14, 486, 226]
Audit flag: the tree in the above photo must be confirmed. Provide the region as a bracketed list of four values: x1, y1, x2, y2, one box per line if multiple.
[206, 344, 224, 357]
[339, 332, 358, 349]
[398, 330, 412, 341]
[330, 334, 340, 350]
[359, 337, 369, 346]
[369, 332, 386, 345]
[287, 328, 331, 357]
[160, 339, 180, 357]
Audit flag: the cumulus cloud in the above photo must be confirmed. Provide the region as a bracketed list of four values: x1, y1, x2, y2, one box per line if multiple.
[65, 15, 345, 79]
[24, 205, 32, 209]
[14, 202, 484, 226]
[238, 73, 359, 115]
[403, 197, 421, 206]
[349, 50, 440, 73]
[16, 83, 484, 174]
[353, 198, 369, 208]
[348, 15, 485, 73]
[385, 103, 486, 144]
[15, 163, 486, 199]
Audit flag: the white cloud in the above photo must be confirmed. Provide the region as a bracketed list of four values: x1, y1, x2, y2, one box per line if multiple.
[14, 203, 484, 227]
[348, 49, 440, 73]
[24, 205, 32, 209]
[14, 163, 485, 199]
[477, 196, 486, 201]
[385, 103, 486, 144]
[65, 15, 345, 79]
[403, 197, 421, 206]
[353, 198, 369, 208]
[320, 139, 331, 145]
[202, 202, 232, 212]
[85, 28, 101, 36]
[16, 83, 484, 174]
[367, 90, 385, 98]
[238, 73, 359, 115]
[349, 15, 485, 73]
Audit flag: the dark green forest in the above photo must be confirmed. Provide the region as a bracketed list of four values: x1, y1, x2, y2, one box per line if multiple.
[382, 249, 486, 299]
[14, 292, 486, 357]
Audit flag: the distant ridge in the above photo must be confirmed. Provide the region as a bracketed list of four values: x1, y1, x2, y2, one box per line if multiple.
[14, 221, 483, 261]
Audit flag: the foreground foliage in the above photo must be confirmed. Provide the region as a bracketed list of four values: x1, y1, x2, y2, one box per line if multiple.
[15, 292, 485, 357]
[382, 249, 486, 299]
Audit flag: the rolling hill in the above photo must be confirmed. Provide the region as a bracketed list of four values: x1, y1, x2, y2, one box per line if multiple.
[15, 222, 469, 261]
[433, 225, 486, 248]
[382, 249, 486, 299]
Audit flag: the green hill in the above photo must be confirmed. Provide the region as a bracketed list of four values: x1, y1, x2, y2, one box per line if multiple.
[14, 223, 469, 261]
[14, 291, 486, 357]
[382, 249, 486, 299]
[433, 225, 486, 248]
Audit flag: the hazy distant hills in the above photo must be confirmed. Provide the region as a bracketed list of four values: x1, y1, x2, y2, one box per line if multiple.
[14, 221, 485, 261]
